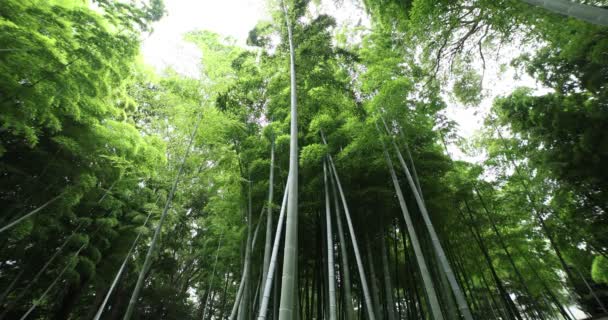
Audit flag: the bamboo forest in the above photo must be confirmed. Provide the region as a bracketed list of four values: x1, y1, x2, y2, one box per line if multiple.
[2, 0, 608, 319]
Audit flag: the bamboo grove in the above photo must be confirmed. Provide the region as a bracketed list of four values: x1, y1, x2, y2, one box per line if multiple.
[1, 0, 607, 319]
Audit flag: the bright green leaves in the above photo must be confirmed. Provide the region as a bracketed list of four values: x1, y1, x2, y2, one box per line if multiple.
[0, 0, 140, 147]
[592, 256, 608, 285]
[452, 67, 483, 107]
[185, 31, 244, 94]
[299, 143, 327, 168]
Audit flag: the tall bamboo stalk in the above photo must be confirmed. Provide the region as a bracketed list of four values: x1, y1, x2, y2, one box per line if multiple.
[474, 186, 544, 318]
[520, 0, 608, 25]
[234, 181, 255, 320]
[201, 233, 224, 320]
[122, 113, 203, 320]
[278, 0, 299, 317]
[261, 137, 275, 309]
[330, 170, 356, 320]
[239, 181, 255, 320]
[381, 120, 473, 320]
[0, 181, 119, 320]
[380, 233, 397, 320]
[461, 201, 522, 320]
[0, 193, 64, 234]
[377, 130, 444, 320]
[323, 161, 337, 320]
[19, 243, 87, 320]
[366, 237, 383, 318]
[324, 147, 376, 320]
[495, 130, 607, 314]
[257, 178, 289, 319]
[93, 209, 155, 320]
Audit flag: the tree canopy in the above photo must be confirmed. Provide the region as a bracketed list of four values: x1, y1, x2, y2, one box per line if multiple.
[1, 0, 607, 319]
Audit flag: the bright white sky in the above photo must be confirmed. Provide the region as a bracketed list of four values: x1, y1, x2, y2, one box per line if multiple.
[141, 0, 269, 77]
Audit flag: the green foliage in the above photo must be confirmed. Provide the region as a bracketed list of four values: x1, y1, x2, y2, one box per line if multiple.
[592, 256, 608, 285]
[452, 68, 483, 107]
[1, 0, 607, 318]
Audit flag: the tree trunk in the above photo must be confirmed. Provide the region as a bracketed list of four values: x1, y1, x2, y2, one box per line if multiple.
[257, 180, 289, 319]
[261, 137, 275, 310]
[0, 268, 23, 307]
[278, 0, 299, 317]
[382, 120, 473, 320]
[122, 114, 203, 320]
[381, 232, 397, 320]
[235, 182, 254, 320]
[331, 174, 355, 320]
[474, 187, 545, 318]
[323, 161, 337, 320]
[0, 192, 64, 234]
[325, 151, 376, 320]
[19, 244, 86, 320]
[107, 277, 129, 320]
[202, 233, 224, 320]
[460, 201, 522, 320]
[378, 132, 443, 320]
[520, 0, 608, 26]
[365, 237, 383, 319]
[94, 210, 154, 320]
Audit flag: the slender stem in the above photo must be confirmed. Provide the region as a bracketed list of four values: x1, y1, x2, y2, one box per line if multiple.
[93, 207, 156, 320]
[0, 193, 64, 234]
[519, 0, 608, 26]
[19, 243, 87, 320]
[323, 161, 337, 320]
[322, 133, 375, 320]
[278, 0, 299, 317]
[122, 113, 203, 320]
[261, 137, 275, 309]
[375, 126, 443, 320]
[330, 169, 355, 320]
[381, 119, 474, 320]
[201, 233, 224, 320]
[257, 178, 290, 319]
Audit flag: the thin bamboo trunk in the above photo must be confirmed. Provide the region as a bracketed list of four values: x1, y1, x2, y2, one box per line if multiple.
[391, 223, 404, 319]
[0, 182, 120, 320]
[325, 150, 376, 320]
[381, 120, 473, 320]
[93, 211, 154, 320]
[521, 254, 573, 319]
[324, 161, 338, 320]
[252, 272, 263, 316]
[365, 237, 383, 319]
[573, 264, 608, 314]
[474, 187, 544, 318]
[261, 138, 275, 310]
[378, 130, 443, 320]
[495, 131, 603, 307]
[0, 192, 64, 234]
[240, 181, 255, 320]
[278, 0, 299, 317]
[480, 270, 509, 319]
[235, 182, 255, 320]
[331, 173, 356, 320]
[202, 233, 224, 320]
[257, 179, 289, 319]
[19, 243, 87, 320]
[520, 0, 608, 25]
[122, 114, 203, 320]
[380, 233, 396, 320]
[461, 202, 522, 320]
[220, 274, 231, 320]
[0, 269, 24, 307]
